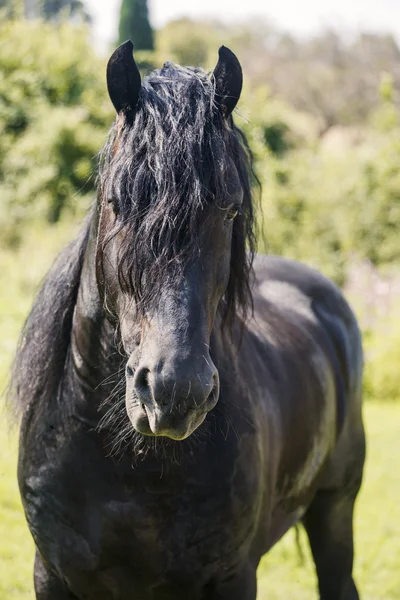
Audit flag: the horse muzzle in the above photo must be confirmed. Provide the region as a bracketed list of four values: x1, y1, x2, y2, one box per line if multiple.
[125, 356, 220, 439]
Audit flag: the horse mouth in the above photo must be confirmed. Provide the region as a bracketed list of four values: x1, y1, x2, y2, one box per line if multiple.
[126, 401, 210, 440]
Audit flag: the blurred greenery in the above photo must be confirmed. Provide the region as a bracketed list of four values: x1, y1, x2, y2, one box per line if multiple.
[1, 14, 400, 599]
[2, 0, 90, 21]
[0, 20, 113, 241]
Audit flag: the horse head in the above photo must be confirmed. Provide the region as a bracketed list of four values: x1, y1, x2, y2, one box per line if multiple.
[97, 41, 255, 440]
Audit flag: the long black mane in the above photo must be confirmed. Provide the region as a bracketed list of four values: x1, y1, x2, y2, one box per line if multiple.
[9, 62, 257, 419]
[9, 221, 90, 419]
[99, 62, 256, 324]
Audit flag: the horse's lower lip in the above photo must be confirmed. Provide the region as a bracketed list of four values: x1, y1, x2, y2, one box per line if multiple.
[130, 410, 153, 436]
[128, 403, 209, 440]
[191, 410, 207, 430]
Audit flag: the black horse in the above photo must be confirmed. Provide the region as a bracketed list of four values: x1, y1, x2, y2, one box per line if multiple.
[10, 43, 365, 599]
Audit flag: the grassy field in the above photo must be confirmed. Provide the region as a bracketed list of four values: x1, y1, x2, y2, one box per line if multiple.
[1, 403, 399, 599]
[1, 225, 399, 598]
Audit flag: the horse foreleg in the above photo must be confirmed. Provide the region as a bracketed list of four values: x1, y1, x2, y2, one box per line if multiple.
[34, 551, 76, 600]
[302, 488, 361, 600]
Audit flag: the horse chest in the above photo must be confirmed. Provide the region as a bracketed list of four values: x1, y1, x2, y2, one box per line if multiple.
[70, 480, 257, 598]
[103, 488, 246, 574]
[23, 428, 262, 597]
[99, 451, 261, 579]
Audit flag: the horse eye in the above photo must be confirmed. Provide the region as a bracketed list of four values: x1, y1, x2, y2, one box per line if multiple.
[225, 204, 241, 222]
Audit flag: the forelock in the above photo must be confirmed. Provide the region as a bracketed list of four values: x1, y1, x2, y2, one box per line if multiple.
[97, 62, 255, 324]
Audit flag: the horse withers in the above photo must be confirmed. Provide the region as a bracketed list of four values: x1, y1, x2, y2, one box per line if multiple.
[11, 42, 365, 599]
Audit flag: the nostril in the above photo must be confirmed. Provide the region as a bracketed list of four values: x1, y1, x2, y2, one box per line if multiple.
[135, 367, 151, 395]
[209, 372, 220, 399]
[126, 364, 134, 377]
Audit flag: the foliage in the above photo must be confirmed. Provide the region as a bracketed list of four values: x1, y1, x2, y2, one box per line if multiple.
[347, 136, 400, 266]
[262, 121, 292, 156]
[0, 20, 113, 242]
[255, 132, 400, 284]
[118, 0, 154, 51]
[157, 18, 220, 68]
[41, 0, 90, 22]
[1, 0, 90, 20]
[157, 19, 400, 132]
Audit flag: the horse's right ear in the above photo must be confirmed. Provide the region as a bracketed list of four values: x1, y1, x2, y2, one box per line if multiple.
[213, 46, 243, 118]
[106, 40, 141, 115]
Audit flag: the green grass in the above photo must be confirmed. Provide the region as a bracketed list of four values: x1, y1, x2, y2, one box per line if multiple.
[1, 225, 400, 598]
[1, 404, 399, 598]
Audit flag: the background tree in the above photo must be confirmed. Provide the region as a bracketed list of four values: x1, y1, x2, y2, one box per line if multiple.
[0, 0, 91, 21]
[118, 0, 154, 50]
[41, 0, 90, 21]
[1, 0, 24, 18]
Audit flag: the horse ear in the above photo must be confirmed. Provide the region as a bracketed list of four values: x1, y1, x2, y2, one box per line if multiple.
[106, 40, 141, 115]
[213, 46, 243, 118]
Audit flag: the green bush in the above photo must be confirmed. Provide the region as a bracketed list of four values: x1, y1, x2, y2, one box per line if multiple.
[346, 135, 400, 267]
[0, 20, 113, 243]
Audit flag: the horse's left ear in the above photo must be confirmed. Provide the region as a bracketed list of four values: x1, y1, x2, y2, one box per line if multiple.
[213, 46, 243, 118]
[106, 40, 141, 116]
